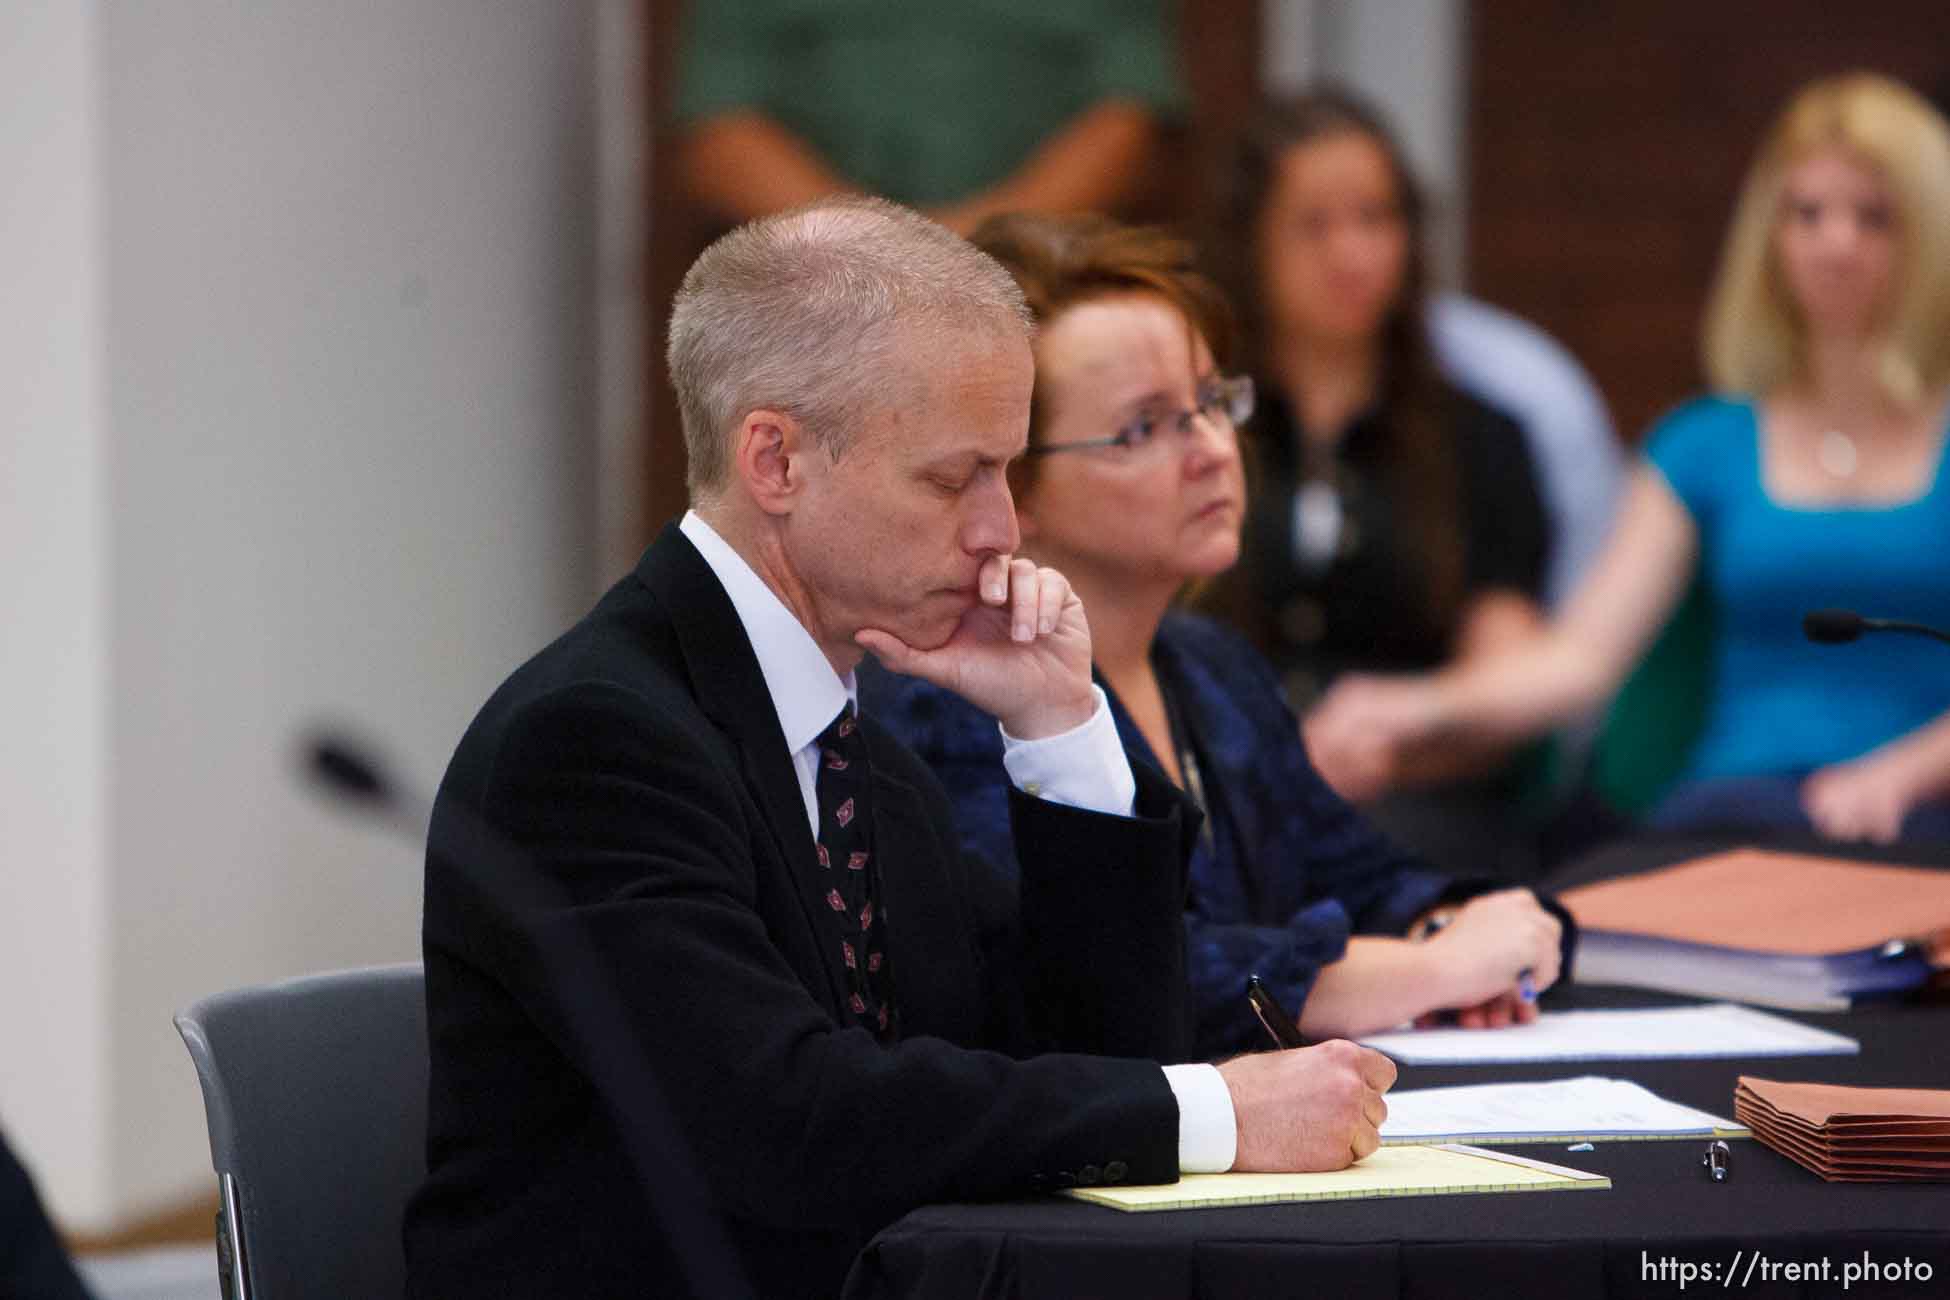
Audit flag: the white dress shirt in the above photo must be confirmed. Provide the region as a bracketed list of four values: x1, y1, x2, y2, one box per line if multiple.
[679, 511, 1235, 1172]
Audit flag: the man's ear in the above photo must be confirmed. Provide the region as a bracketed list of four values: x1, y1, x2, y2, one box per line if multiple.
[732, 409, 811, 517]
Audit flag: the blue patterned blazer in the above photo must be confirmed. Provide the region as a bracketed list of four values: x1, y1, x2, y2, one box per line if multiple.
[863, 610, 1476, 1058]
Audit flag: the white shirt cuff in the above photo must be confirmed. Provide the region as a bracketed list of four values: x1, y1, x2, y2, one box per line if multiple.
[1162, 1063, 1237, 1173]
[998, 686, 1137, 817]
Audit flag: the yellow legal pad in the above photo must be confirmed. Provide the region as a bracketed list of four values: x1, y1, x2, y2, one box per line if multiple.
[1061, 1144, 1610, 1212]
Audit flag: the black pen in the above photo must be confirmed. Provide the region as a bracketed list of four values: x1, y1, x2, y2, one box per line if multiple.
[1246, 974, 1310, 1050]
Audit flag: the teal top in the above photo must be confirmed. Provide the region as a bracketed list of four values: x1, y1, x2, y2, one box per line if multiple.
[673, 0, 1185, 207]
[1646, 396, 1950, 782]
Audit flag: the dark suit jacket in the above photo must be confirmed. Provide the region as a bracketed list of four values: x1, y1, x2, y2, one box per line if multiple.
[403, 526, 1198, 1300]
[866, 611, 1577, 1058]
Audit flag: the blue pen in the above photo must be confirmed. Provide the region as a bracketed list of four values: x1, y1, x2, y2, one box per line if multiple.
[1518, 969, 1538, 1002]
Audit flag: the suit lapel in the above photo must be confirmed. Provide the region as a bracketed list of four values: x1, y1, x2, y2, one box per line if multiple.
[634, 526, 853, 1016]
[861, 721, 981, 1045]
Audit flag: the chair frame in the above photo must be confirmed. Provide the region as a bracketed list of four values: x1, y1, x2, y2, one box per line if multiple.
[175, 962, 426, 1300]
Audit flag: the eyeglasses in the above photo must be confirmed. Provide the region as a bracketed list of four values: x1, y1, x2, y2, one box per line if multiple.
[1026, 374, 1255, 458]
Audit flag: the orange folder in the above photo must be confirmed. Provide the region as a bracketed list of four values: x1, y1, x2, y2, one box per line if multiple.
[1563, 849, 1950, 955]
[1560, 849, 1950, 1007]
[1735, 1078, 1950, 1182]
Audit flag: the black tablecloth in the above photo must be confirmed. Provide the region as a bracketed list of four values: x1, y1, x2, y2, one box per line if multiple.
[845, 841, 1950, 1300]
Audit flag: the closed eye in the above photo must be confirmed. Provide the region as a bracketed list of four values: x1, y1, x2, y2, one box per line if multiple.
[926, 457, 1006, 494]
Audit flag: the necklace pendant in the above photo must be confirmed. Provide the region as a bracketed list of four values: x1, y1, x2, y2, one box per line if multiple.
[1817, 429, 1858, 479]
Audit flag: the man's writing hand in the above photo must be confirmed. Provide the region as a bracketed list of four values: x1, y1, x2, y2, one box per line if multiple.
[1218, 1039, 1396, 1171]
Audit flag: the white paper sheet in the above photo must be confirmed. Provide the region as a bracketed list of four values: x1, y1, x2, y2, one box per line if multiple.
[1379, 1075, 1749, 1144]
[1359, 1003, 1858, 1065]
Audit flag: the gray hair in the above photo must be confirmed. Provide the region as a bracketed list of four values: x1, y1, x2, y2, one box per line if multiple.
[667, 196, 1034, 502]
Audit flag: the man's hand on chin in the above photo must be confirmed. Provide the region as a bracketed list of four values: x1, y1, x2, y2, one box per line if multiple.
[856, 554, 1096, 739]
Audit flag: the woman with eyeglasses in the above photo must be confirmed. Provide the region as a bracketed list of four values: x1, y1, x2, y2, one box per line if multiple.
[861, 212, 1568, 1058]
[1198, 90, 1555, 879]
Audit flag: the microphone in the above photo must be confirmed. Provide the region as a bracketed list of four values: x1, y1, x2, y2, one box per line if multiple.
[1803, 608, 1950, 647]
[298, 727, 753, 1299]
[307, 735, 392, 805]
[1802, 608, 1866, 644]
[306, 733, 430, 840]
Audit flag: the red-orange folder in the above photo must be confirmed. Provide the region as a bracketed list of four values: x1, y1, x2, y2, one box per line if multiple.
[1561, 849, 1950, 1008]
[1735, 1078, 1950, 1182]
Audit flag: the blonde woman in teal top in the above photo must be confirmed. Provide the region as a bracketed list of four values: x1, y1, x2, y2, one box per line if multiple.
[1303, 72, 1950, 844]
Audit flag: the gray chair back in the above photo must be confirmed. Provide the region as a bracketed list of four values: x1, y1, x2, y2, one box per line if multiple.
[175, 963, 427, 1300]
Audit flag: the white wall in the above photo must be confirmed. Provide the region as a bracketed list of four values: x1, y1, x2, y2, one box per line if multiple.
[1, 0, 114, 1221]
[4, 0, 599, 1229]
[595, 0, 651, 586]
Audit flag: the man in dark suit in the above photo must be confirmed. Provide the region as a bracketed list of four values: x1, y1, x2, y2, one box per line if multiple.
[403, 196, 1396, 1299]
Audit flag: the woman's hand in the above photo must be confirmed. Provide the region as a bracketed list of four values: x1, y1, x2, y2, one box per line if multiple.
[1801, 753, 1922, 844]
[1419, 889, 1563, 1014]
[1302, 673, 1445, 801]
[1414, 990, 1537, 1030]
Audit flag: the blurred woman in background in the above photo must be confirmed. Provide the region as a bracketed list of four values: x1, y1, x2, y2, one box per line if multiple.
[1201, 90, 1554, 877]
[1309, 72, 1950, 844]
[862, 212, 1567, 1058]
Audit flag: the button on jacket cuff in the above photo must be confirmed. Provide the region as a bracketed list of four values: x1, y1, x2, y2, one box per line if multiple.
[1162, 1062, 1237, 1173]
[999, 687, 1137, 817]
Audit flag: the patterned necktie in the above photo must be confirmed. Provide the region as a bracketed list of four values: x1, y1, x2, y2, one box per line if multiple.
[814, 702, 897, 1042]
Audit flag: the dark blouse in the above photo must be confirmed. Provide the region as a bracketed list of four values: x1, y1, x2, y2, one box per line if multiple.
[861, 612, 1472, 1059]
[1220, 383, 1549, 709]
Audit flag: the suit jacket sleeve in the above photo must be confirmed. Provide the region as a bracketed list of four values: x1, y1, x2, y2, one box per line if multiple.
[1006, 762, 1197, 1063]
